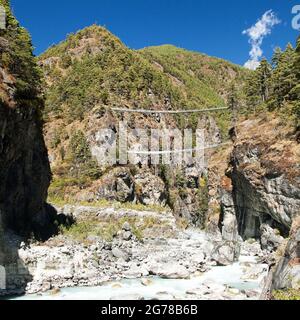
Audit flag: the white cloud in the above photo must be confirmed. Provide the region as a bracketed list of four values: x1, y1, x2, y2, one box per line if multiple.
[243, 10, 280, 70]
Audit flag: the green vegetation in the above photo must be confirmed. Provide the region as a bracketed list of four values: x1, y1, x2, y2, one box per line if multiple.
[59, 214, 171, 242]
[40, 26, 250, 135]
[48, 192, 168, 214]
[41, 26, 183, 123]
[141, 45, 248, 107]
[141, 45, 249, 135]
[245, 36, 300, 126]
[196, 176, 209, 227]
[68, 130, 101, 180]
[59, 216, 143, 242]
[272, 289, 300, 300]
[39, 25, 253, 208]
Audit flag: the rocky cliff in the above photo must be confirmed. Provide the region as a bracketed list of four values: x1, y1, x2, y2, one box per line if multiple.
[224, 116, 299, 243]
[210, 114, 300, 293]
[0, 0, 54, 294]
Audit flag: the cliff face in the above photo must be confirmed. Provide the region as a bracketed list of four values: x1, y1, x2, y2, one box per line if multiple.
[0, 0, 52, 238]
[0, 0, 53, 294]
[226, 117, 300, 244]
[210, 114, 300, 292]
[0, 92, 51, 238]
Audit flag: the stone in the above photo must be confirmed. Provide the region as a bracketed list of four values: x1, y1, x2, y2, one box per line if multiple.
[112, 247, 130, 262]
[122, 231, 132, 241]
[227, 288, 240, 295]
[149, 263, 190, 279]
[124, 265, 149, 278]
[270, 219, 300, 292]
[134, 171, 167, 206]
[141, 278, 153, 286]
[190, 253, 205, 265]
[211, 241, 240, 266]
[260, 224, 284, 252]
[122, 222, 131, 232]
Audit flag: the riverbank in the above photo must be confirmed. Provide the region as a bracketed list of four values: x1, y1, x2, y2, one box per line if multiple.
[3, 205, 271, 300]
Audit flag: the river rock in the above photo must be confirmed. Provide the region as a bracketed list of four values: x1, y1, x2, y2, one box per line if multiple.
[149, 263, 190, 279]
[211, 241, 240, 266]
[112, 247, 130, 262]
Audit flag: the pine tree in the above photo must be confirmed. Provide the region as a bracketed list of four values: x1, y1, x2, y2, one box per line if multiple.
[257, 58, 272, 102]
[245, 71, 259, 109]
[289, 36, 300, 122]
[271, 47, 282, 69]
[245, 58, 271, 109]
[294, 36, 300, 81]
[268, 43, 296, 109]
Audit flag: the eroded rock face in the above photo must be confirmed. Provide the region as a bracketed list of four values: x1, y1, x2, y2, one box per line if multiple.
[220, 129, 300, 245]
[79, 167, 168, 206]
[230, 162, 300, 240]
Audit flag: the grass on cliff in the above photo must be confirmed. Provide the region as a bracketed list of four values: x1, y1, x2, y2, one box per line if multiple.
[272, 289, 300, 300]
[59, 215, 172, 242]
[48, 194, 169, 214]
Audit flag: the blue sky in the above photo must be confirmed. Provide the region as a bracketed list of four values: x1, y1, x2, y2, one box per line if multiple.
[10, 0, 300, 67]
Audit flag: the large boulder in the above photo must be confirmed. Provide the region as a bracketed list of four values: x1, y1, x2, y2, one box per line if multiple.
[211, 241, 241, 266]
[149, 263, 190, 279]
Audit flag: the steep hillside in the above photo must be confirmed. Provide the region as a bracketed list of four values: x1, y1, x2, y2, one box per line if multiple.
[38, 25, 249, 226]
[40, 26, 248, 121]
[140, 44, 249, 107]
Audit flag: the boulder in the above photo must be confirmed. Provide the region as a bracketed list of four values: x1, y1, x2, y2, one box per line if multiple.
[111, 248, 130, 262]
[122, 222, 132, 232]
[211, 241, 240, 266]
[122, 231, 132, 241]
[272, 221, 300, 290]
[149, 263, 190, 279]
[260, 223, 284, 252]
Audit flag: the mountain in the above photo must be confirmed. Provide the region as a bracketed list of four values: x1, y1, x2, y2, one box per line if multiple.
[140, 44, 249, 106]
[37, 25, 250, 225]
[39, 26, 248, 126]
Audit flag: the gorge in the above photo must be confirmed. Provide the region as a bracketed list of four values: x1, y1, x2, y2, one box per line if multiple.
[0, 0, 299, 300]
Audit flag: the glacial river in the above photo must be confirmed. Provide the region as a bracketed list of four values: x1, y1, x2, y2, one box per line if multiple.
[10, 256, 267, 300]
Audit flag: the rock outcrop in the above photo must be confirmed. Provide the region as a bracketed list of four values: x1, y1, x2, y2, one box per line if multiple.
[271, 218, 300, 291]
[213, 116, 300, 296]
[219, 117, 300, 245]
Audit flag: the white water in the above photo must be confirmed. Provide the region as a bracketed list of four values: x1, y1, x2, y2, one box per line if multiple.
[10, 255, 267, 300]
